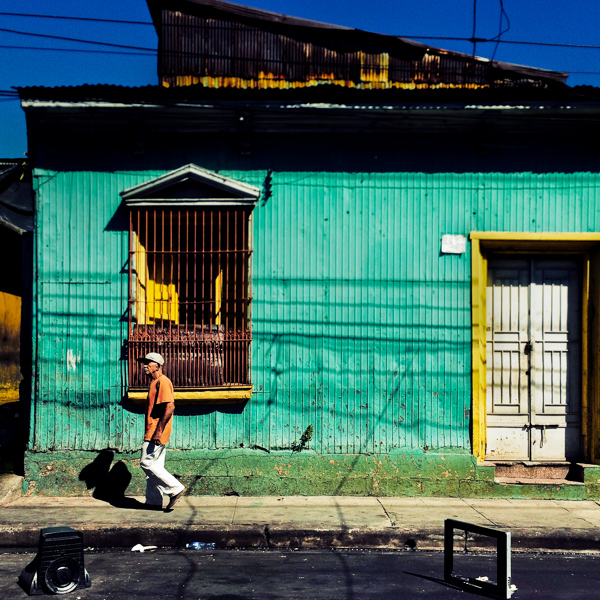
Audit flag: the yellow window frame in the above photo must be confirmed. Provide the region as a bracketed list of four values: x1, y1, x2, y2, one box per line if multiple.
[470, 232, 600, 464]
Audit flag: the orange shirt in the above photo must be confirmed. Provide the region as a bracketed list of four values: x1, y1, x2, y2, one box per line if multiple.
[144, 374, 175, 445]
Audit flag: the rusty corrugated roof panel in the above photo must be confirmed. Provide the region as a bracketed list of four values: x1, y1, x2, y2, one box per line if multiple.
[147, 0, 568, 90]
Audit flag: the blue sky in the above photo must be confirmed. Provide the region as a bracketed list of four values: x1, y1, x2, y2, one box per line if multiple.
[1, 0, 599, 157]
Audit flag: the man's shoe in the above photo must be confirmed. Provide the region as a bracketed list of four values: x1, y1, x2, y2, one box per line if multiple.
[165, 488, 185, 510]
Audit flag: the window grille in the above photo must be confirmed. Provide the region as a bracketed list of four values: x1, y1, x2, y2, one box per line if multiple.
[128, 207, 252, 389]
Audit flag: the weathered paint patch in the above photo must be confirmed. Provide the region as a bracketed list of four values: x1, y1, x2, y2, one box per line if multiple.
[66, 349, 79, 371]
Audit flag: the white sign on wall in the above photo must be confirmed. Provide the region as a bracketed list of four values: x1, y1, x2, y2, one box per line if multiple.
[441, 234, 467, 255]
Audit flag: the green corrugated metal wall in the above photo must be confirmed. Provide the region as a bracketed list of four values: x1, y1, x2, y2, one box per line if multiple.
[31, 169, 600, 453]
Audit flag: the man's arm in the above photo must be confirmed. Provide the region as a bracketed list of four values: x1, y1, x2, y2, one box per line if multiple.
[151, 401, 175, 444]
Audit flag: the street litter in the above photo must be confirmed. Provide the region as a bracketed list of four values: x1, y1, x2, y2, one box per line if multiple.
[186, 542, 216, 550]
[131, 544, 158, 552]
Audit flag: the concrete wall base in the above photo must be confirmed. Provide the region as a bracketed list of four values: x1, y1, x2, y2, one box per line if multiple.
[22, 449, 600, 499]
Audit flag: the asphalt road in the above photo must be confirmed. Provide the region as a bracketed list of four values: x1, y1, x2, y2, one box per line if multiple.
[3, 548, 600, 599]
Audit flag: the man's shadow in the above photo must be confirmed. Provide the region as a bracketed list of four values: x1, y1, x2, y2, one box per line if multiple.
[79, 449, 156, 510]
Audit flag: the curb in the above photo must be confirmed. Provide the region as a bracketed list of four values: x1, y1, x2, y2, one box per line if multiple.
[2, 524, 600, 553]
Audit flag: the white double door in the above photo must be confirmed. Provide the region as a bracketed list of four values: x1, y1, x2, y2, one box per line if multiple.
[486, 257, 582, 461]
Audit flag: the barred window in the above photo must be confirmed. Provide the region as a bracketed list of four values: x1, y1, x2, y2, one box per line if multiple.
[121, 165, 260, 399]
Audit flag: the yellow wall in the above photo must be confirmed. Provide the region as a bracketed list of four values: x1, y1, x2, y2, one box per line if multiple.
[0, 290, 21, 405]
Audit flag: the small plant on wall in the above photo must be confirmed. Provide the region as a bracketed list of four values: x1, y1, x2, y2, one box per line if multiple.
[291, 424, 313, 453]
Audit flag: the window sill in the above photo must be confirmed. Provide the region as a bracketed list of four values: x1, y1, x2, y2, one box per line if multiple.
[128, 386, 252, 405]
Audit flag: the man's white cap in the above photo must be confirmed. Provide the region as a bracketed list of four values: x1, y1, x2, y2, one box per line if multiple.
[137, 352, 165, 366]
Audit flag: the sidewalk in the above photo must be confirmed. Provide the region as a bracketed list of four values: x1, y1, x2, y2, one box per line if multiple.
[3, 486, 600, 552]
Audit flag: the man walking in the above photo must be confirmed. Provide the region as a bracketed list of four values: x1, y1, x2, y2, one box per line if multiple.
[138, 352, 185, 510]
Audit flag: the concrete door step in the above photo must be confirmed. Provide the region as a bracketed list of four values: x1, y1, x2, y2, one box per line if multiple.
[495, 476, 584, 486]
[483, 461, 581, 481]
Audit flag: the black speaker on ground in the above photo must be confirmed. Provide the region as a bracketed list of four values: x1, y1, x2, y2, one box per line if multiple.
[18, 526, 91, 595]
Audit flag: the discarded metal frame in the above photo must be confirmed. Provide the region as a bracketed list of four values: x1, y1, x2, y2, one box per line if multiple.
[444, 518, 516, 600]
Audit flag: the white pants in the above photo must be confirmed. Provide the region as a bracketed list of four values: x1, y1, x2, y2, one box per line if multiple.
[140, 441, 185, 506]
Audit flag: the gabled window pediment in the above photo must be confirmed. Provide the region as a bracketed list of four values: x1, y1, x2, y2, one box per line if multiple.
[121, 164, 261, 206]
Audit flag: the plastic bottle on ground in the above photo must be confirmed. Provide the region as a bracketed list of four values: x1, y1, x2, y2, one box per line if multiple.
[186, 542, 216, 550]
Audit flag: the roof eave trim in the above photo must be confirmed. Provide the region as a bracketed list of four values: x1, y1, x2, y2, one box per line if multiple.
[149, 0, 354, 32]
[124, 198, 259, 206]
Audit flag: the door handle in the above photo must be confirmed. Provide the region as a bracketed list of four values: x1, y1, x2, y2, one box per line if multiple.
[534, 424, 559, 448]
[541, 424, 547, 448]
[524, 341, 533, 355]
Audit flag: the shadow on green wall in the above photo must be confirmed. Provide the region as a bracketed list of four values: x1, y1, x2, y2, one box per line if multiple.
[79, 449, 151, 510]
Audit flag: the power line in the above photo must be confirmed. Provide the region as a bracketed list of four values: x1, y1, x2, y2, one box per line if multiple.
[406, 36, 600, 50]
[0, 26, 155, 52]
[0, 44, 155, 57]
[2, 24, 600, 53]
[494, 38, 600, 50]
[491, 0, 510, 61]
[471, 0, 478, 57]
[1, 23, 600, 55]
[0, 12, 153, 26]
[0, 9, 599, 51]
[0, 10, 596, 51]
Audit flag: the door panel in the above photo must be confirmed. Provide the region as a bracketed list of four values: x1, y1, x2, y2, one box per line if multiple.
[486, 261, 530, 459]
[486, 257, 581, 461]
[530, 260, 581, 460]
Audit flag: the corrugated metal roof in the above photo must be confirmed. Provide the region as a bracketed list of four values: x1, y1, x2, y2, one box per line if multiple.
[147, 0, 569, 90]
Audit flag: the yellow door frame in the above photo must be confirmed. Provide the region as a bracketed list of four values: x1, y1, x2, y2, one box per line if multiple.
[470, 232, 600, 464]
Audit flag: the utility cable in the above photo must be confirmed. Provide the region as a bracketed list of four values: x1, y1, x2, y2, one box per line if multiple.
[0, 43, 154, 56]
[399, 36, 600, 50]
[0, 26, 155, 52]
[0, 12, 153, 25]
[1, 23, 599, 52]
[491, 0, 510, 61]
[471, 0, 478, 57]
[0, 9, 598, 51]
[2, 34, 600, 53]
